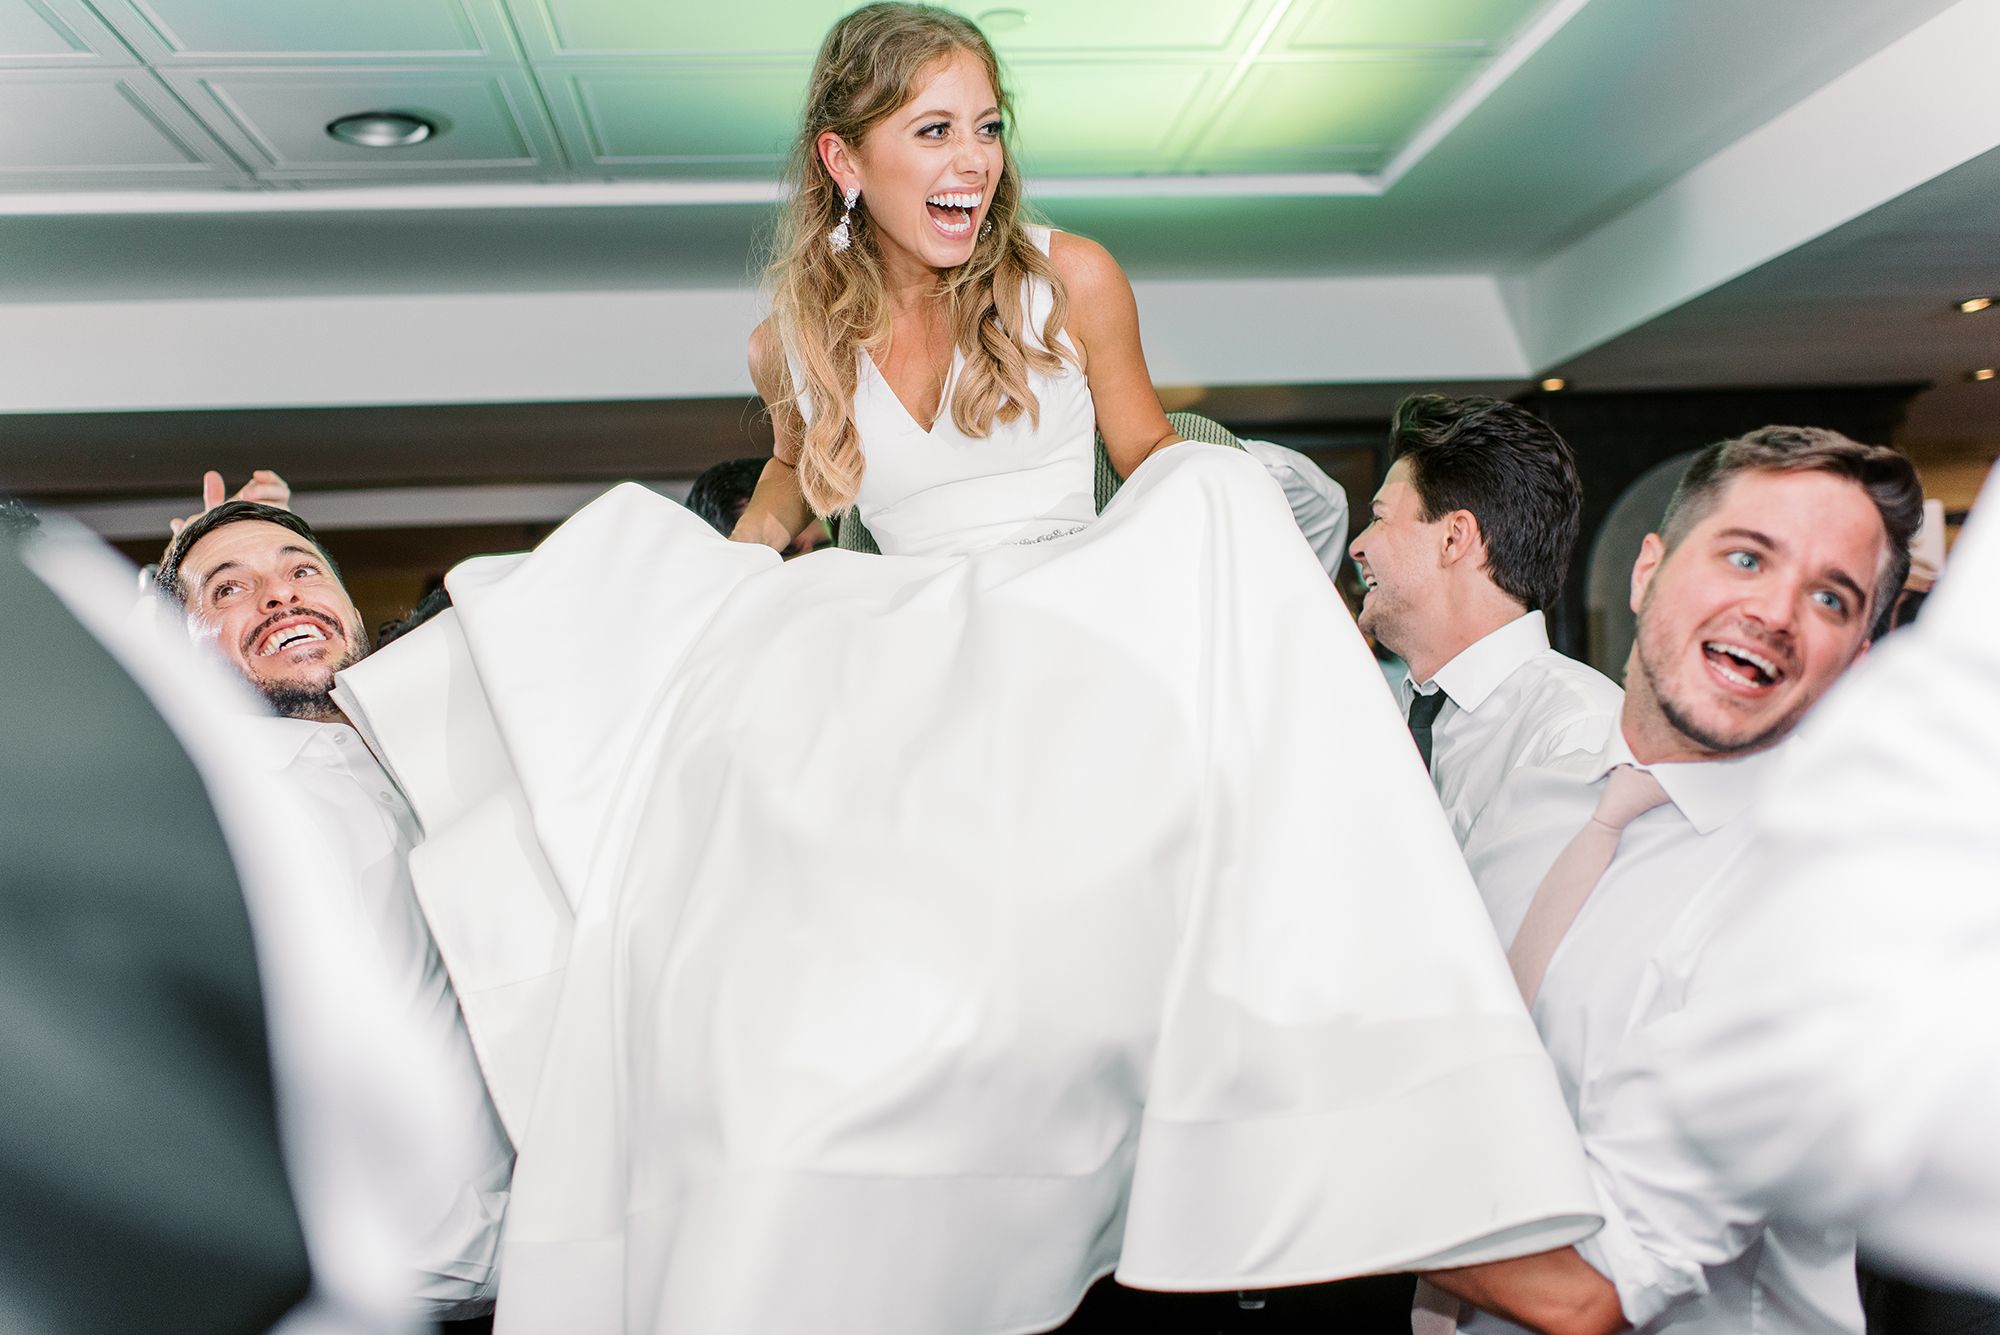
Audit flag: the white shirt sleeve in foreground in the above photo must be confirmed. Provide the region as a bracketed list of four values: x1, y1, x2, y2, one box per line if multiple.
[31, 526, 485, 1335]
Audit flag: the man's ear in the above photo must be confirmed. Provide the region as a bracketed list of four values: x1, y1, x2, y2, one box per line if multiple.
[817, 131, 859, 196]
[1439, 509, 1482, 570]
[1630, 533, 1666, 614]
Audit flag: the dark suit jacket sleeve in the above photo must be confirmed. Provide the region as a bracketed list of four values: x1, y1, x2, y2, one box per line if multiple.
[0, 537, 312, 1335]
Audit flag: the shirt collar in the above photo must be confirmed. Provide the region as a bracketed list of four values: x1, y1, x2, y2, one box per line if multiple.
[1584, 725, 1789, 836]
[234, 713, 342, 772]
[1410, 610, 1550, 713]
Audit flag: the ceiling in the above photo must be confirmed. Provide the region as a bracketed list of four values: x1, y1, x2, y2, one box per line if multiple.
[1560, 143, 2000, 440]
[2, 0, 1996, 491]
[0, 0, 1567, 191]
[0, 0, 1968, 287]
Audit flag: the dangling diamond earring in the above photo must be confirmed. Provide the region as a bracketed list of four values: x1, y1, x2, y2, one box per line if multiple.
[979, 217, 994, 239]
[828, 186, 860, 254]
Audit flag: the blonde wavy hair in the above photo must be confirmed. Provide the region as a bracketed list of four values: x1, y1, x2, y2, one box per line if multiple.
[766, 2, 1072, 517]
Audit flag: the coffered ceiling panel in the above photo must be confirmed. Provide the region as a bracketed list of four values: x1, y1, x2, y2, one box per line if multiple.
[512, 0, 851, 59]
[0, 0, 135, 67]
[162, 68, 559, 179]
[544, 65, 803, 174]
[1185, 58, 1477, 173]
[90, 0, 518, 62]
[0, 69, 241, 182]
[971, 0, 1266, 55]
[1007, 63, 1216, 175]
[1279, 0, 1546, 50]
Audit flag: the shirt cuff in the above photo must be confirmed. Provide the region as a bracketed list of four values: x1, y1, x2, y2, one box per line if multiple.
[1576, 1168, 1709, 1328]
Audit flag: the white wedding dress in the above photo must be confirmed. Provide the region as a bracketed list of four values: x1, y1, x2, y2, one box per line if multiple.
[336, 231, 1600, 1335]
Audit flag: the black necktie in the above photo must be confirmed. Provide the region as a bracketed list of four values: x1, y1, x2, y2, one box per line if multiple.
[1407, 689, 1448, 773]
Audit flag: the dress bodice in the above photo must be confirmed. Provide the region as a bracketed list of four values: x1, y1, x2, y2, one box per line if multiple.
[794, 226, 1098, 558]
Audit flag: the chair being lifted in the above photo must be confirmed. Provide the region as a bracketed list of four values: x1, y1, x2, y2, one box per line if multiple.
[831, 410, 1246, 554]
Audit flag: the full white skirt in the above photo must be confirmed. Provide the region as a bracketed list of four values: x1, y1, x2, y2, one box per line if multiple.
[339, 443, 1598, 1335]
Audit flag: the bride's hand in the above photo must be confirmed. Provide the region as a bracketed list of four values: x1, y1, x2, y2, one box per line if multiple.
[729, 509, 795, 552]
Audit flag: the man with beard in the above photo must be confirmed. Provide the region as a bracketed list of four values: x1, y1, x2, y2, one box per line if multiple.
[1413, 427, 1922, 1335]
[157, 501, 514, 1325]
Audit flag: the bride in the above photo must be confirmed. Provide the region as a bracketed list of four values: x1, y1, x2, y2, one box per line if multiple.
[337, 5, 1600, 1333]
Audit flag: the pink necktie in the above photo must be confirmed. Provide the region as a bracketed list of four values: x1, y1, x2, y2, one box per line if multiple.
[1507, 763, 1670, 1006]
[1410, 765, 1669, 1335]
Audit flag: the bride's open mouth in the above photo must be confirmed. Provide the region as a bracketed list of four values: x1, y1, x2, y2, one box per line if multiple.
[926, 191, 980, 238]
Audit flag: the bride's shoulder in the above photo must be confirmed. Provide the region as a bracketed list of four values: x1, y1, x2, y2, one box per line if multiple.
[1045, 231, 1130, 305]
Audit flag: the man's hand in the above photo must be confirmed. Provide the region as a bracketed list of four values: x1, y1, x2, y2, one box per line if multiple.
[1422, 1247, 1628, 1335]
[168, 470, 292, 541]
[170, 469, 292, 537]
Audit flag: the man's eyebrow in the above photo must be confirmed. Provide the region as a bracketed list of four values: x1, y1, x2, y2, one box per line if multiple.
[1822, 566, 1869, 606]
[197, 545, 318, 589]
[1715, 526, 1781, 551]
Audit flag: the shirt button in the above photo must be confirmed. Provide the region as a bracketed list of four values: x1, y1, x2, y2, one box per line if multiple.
[378, 792, 395, 803]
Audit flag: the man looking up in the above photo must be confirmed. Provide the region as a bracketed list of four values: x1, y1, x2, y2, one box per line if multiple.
[156, 499, 514, 1324]
[1350, 395, 1620, 843]
[158, 500, 365, 722]
[1420, 426, 1924, 1335]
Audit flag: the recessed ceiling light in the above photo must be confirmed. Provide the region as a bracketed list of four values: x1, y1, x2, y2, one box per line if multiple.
[1956, 296, 1995, 314]
[1539, 377, 1567, 392]
[1971, 368, 1998, 382]
[326, 111, 435, 149]
[976, 7, 1030, 32]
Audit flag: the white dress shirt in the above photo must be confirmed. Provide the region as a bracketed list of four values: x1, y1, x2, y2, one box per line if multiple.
[1461, 728, 1864, 1335]
[1243, 438, 1350, 577]
[1403, 611, 1622, 844]
[234, 715, 513, 1321]
[1596, 468, 2000, 1300]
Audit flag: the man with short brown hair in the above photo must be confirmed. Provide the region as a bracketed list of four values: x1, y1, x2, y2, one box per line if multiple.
[1420, 427, 1923, 1335]
[1351, 395, 1620, 844]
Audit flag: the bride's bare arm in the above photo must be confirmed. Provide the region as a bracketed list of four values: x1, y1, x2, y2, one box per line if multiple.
[1049, 232, 1180, 479]
[733, 320, 819, 550]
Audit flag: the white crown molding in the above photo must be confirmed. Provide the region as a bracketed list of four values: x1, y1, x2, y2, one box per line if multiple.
[0, 168, 1403, 216]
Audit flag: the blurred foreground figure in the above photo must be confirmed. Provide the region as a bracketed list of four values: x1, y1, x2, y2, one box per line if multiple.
[2, 512, 469, 1334]
[0, 522, 307, 1331]
[1623, 466, 2000, 1299]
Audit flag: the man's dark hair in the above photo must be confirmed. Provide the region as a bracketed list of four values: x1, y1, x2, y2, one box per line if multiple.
[156, 501, 338, 610]
[376, 582, 453, 649]
[687, 458, 767, 537]
[1659, 426, 1923, 638]
[1389, 394, 1581, 612]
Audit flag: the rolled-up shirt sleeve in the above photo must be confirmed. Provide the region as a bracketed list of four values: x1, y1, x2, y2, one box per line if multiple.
[1572, 1041, 1763, 1327]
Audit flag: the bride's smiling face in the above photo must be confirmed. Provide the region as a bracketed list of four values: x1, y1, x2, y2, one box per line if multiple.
[821, 48, 1003, 279]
